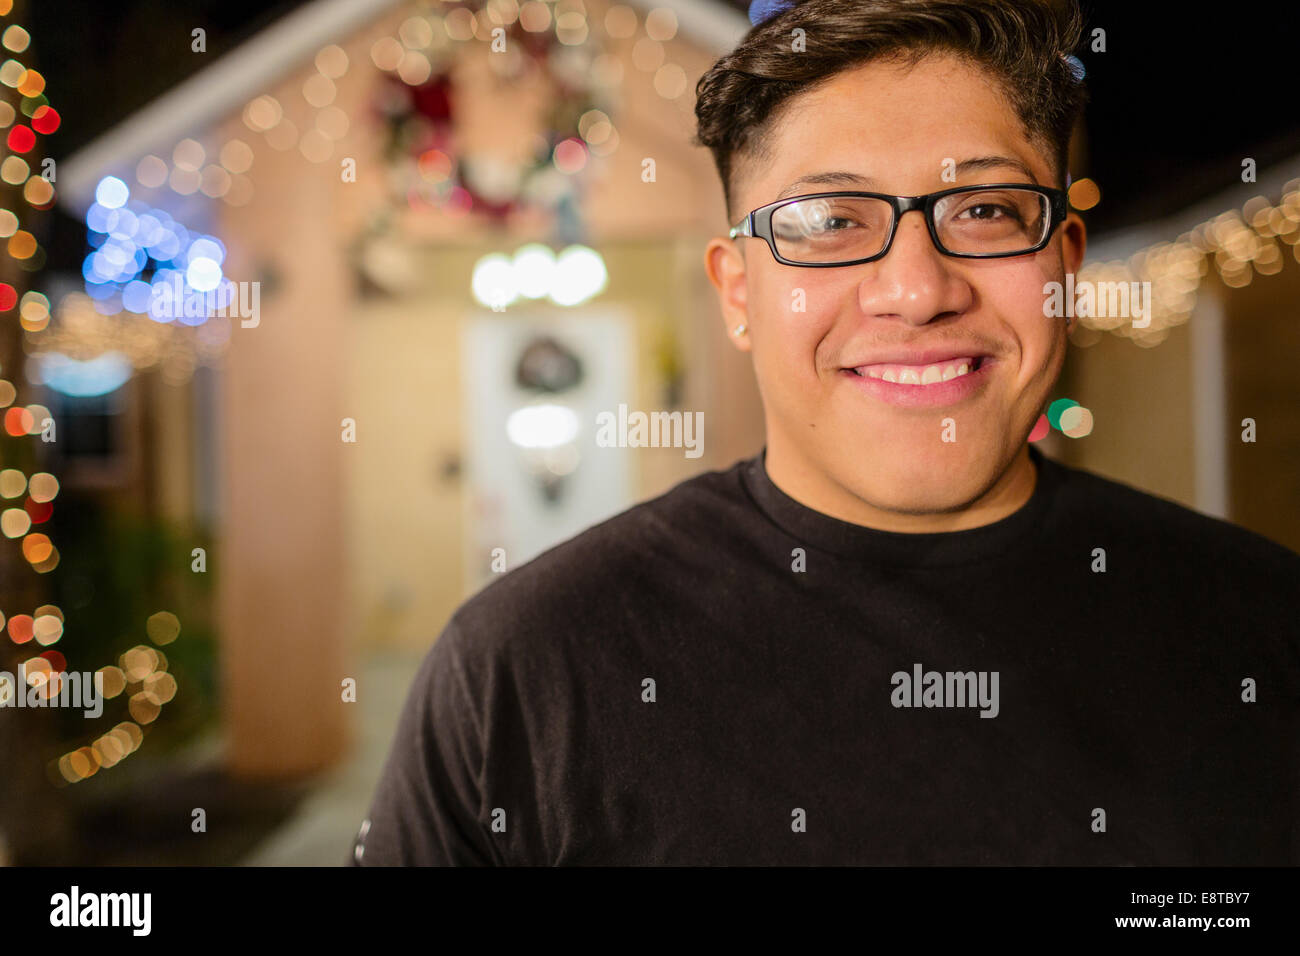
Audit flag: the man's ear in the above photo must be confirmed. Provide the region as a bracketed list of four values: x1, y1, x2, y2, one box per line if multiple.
[704, 237, 753, 352]
[1061, 211, 1087, 276]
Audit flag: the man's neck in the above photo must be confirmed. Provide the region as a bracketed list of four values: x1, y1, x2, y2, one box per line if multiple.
[763, 441, 1039, 534]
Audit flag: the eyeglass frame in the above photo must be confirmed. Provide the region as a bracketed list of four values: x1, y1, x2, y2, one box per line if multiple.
[728, 183, 1070, 268]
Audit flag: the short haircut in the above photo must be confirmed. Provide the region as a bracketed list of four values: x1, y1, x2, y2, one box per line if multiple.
[693, 0, 1089, 221]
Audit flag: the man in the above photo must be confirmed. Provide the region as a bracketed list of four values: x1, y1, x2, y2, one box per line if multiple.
[353, 0, 1298, 865]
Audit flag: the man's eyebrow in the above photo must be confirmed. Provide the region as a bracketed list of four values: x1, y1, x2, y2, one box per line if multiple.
[775, 171, 877, 200]
[772, 157, 1040, 201]
[954, 156, 1040, 184]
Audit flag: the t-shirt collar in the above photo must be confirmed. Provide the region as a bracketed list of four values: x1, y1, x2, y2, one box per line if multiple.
[739, 443, 1060, 567]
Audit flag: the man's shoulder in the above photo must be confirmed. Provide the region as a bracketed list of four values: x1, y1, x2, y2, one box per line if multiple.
[1047, 454, 1300, 578]
[441, 455, 757, 659]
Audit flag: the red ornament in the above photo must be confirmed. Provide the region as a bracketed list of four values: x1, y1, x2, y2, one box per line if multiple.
[0, 284, 16, 311]
[408, 72, 454, 125]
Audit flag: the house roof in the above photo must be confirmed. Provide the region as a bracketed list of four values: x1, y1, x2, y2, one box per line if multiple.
[56, 0, 750, 214]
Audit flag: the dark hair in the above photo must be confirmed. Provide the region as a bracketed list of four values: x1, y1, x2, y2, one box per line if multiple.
[693, 0, 1089, 221]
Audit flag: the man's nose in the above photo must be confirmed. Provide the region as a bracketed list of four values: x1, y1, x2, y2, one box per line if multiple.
[855, 209, 972, 326]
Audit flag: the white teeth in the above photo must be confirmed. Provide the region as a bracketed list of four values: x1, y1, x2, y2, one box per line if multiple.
[854, 358, 981, 385]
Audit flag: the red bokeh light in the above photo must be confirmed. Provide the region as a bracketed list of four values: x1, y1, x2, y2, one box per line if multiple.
[31, 106, 60, 135]
[7, 614, 34, 644]
[6, 125, 34, 153]
[4, 406, 34, 436]
[25, 497, 53, 523]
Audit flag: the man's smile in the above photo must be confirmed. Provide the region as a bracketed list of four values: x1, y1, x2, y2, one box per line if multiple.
[841, 355, 997, 408]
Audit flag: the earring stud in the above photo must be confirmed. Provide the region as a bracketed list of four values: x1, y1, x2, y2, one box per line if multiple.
[732, 324, 747, 337]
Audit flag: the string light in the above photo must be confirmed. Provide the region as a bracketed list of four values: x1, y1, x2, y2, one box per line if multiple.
[0, 0, 194, 800]
[1071, 178, 1300, 348]
[52, 613, 182, 784]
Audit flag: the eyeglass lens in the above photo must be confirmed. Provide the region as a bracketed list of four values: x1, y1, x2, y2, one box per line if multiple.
[770, 188, 1051, 263]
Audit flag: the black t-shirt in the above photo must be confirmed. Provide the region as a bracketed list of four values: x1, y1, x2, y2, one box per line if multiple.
[351, 446, 1299, 865]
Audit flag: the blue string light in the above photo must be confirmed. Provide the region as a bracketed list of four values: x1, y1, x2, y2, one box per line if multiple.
[748, 0, 795, 27]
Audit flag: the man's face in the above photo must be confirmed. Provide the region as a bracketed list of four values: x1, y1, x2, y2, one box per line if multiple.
[706, 53, 1086, 524]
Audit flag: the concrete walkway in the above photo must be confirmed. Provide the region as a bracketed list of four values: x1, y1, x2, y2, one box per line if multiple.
[240, 649, 422, 866]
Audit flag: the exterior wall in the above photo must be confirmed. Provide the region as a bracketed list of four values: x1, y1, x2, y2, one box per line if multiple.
[1056, 315, 1198, 509]
[1223, 266, 1300, 553]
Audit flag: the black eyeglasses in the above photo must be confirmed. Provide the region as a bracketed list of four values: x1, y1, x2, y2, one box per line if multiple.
[729, 184, 1069, 267]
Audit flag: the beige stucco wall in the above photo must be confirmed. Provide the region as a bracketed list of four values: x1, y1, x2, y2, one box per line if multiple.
[1222, 264, 1300, 552]
[1055, 316, 1197, 508]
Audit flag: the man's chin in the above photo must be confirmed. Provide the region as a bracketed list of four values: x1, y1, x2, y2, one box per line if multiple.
[853, 486, 985, 518]
[836, 456, 1009, 518]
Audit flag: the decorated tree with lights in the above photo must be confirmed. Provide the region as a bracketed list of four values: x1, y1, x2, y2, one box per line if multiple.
[0, 0, 223, 865]
[0, 0, 196, 866]
[0, 0, 76, 864]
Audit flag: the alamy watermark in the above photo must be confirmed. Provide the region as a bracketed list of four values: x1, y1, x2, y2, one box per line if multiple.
[0, 665, 104, 718]
[149, 274, 260, 327]
[1043, 273, 1152, 328]
[50, 886, 151, 936]
[891, 663, 1000, 718]
[595, 403, 703, 459]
